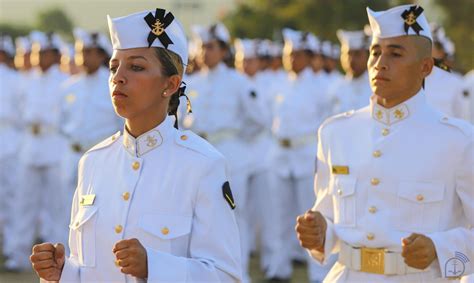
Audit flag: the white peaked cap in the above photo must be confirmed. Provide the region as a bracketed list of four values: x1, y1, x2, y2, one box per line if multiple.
[282, 28, 318, 52]
[367, 5, 432, 41]
[0, 35, 15, 56]
[73, 28, 112, 56]
[30, 31, 65, 51]
[337, 29, 370, 50]
[234, 38, 259, 59]
[15, 36, 32, 53]
[107, 8, 188, 66]
[431, 23, 455, 56]
[191, 22, 230, 44]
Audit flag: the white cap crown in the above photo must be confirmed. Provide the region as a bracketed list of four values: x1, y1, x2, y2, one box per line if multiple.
[367, 5, 432, 41]
[107, 8, 188, 66]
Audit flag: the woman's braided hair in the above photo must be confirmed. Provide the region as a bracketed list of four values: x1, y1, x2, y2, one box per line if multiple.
[153, 48, 186, 128]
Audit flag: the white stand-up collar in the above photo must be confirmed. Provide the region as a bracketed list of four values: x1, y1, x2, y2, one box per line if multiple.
[370, 88, 426, 126]
[122, 116, 175, 157]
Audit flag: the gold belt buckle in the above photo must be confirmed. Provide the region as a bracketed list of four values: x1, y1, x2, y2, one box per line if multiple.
[360, 247, 385, 274]
[71, 143, 83, 153]
[31, 123, 41, 135]
[279, 139, 291, 148]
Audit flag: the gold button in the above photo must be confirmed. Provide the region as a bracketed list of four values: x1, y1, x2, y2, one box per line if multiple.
[337, 189, 343, 196]
[368, 206, 377, 214]
[382, 128, 389, 136]
[115, 259, 120, 266]
[371, 178, 380, 186]
[161, 227, 169, 235]
[416, 194, 424, 201]
[122, 192, 130, 201]
[115, 225, 123, 234]
[112, 135, 116, 141]
[367, 233, 375, 240]
[132, 161, 140, 170]
[180, 135, 188, 141]
[373, 150, 382, 158]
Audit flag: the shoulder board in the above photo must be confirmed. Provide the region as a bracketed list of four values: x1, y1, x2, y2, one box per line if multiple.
[85, 131, 121, 154]
[175, 130, 222, 159]
[439, 116, 473, 137]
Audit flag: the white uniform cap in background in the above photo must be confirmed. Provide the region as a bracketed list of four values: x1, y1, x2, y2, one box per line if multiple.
[15, 36, 32, 53]
[282, 28, 318, 53]
[336, 29, 370, 50]
[73, 28, 112, 56]
[268, 41, 283, 57]
[431, 23, 455, 57]
[0, 35, 15, 56]
[234, 38, 259, 59]
[107, 8, 188, 66]
[367, 4, 432, 41]
[256, 39, 273, 58]
[60, 44, 75, 58]
[331, 44, 341, 59]
[191, 22, 230, 45]
[320, 40, 333, 57]
[30, 31, 65, 52]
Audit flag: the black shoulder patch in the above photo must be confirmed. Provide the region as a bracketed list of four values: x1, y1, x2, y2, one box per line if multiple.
[222, 181, 236, 210]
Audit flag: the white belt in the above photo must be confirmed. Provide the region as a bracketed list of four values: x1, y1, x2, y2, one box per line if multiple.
[278, 134, 317, 148]
[339, 242, 427, 275]
[199, 129, 239, 144]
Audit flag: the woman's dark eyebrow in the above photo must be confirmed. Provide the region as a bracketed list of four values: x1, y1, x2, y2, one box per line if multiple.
[128, 55, 148, 61]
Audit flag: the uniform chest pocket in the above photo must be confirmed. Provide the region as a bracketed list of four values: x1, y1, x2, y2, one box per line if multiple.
[69, 206, 98, 267]
[330, 177, 357, 227]
[138, 213, 192, 255]
[396, 181, 445, 233]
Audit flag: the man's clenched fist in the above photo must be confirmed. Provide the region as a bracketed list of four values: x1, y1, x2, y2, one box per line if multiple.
[401, 233, 437, 270]
[113, 238, 148, 278]
[30, 242, 65, 281]
[295, 210, 327, 253]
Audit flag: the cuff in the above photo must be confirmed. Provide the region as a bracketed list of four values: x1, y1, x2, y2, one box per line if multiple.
[309, 216, 338, 265]
[146, 246, 187, 282]
[429, 231, 471, 279]
[59, 257, 80, 283]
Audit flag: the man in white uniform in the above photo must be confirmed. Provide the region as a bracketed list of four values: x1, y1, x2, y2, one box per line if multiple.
[0, 35, 21, 255]
[4, 31, 70, 271]
[328, 29, 372, 115]
[266, 28, 332, 282]
[185, 23, 266, 282]
[296, 4, 473, 282]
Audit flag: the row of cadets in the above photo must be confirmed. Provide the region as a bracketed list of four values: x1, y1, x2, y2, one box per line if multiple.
[4, 31, 71, 271]
[265, 28, 335, 282]
[184, 22, 268, 282]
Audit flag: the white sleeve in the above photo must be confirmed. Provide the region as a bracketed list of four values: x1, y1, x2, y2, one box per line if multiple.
[308, 125, 340, 264]
[429, 138, 474, 278]
[59, 189, 81, 282]
[146, 156, 242, 282]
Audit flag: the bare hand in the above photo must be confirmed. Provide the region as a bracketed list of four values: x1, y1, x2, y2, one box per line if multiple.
[295, 210, 327, 253]
[30, 242, 65, 281]
[113, 238, 148, 278]
[401, 233, 437, 270]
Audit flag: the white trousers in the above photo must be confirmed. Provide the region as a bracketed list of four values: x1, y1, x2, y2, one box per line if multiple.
[4, 163, 70, 269]
[0, 155, 18, 255]
[266, 173, 333, 280]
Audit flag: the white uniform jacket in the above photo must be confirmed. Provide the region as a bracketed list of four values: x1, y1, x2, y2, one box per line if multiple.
[60, 116, 242, 282]
[311, 91, 473, 281]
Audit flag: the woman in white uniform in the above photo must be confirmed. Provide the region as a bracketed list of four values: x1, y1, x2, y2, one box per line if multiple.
[30, 8, 242, 282]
